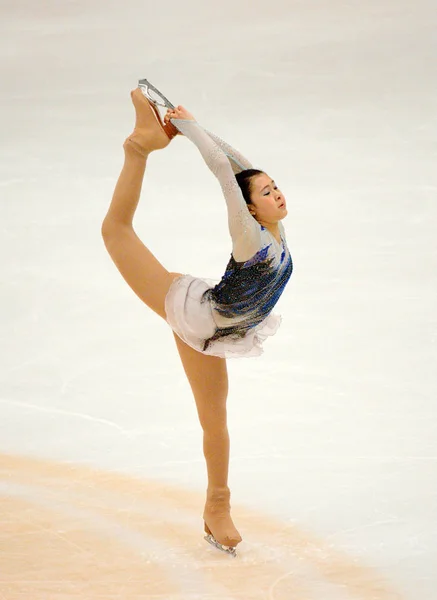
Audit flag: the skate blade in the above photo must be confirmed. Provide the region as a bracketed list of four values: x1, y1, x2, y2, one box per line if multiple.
[138, 78, 175, 110]
[204, 534, 237, 557]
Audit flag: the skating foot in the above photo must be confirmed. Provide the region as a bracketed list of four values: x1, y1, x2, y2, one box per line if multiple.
[204, 529, 237, 557]
[203, 488, 242, 550]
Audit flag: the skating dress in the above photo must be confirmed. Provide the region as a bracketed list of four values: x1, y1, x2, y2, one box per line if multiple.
[164, 119, 293, 358]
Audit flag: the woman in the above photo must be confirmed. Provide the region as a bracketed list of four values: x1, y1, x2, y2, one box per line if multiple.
[101, 81, 293, 556]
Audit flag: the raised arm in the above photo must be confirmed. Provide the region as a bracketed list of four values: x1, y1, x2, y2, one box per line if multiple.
[168, 110, 260, 262]
[202, 128, 253, 175]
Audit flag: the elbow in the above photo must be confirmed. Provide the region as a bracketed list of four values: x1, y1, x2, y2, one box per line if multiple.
[210, 155, 233, 179]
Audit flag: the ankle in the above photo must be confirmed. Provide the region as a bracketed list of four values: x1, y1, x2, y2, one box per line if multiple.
[206, 486, 230, 499]
[205, 487, 231, 512]
[123, 137, 149, 159]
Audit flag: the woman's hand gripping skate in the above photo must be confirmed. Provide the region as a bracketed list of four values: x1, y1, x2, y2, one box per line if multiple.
[164, 106, 196, 128]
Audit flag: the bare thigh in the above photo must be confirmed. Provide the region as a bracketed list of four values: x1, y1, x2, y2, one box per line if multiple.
[172, 332, 228, 429]
[102, 223, 182, 319]
[102, 223, 228, 414]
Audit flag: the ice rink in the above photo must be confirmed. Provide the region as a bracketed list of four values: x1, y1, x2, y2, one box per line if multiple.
[1, 1, 436, 598]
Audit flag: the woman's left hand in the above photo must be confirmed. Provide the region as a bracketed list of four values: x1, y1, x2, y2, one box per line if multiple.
[164, 106, 196, 123]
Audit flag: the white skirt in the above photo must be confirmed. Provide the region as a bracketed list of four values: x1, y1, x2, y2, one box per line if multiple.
[164, 274, 282, 358]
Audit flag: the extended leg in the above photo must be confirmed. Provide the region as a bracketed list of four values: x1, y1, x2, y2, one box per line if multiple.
[101, 91, 178, 318]
[173, 333, 242, 549]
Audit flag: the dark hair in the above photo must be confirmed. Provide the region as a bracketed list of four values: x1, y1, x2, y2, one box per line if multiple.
[235, 169, 264, 204]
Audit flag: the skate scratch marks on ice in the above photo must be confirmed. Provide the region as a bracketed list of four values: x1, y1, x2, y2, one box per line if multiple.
[0, 453, 404, 600]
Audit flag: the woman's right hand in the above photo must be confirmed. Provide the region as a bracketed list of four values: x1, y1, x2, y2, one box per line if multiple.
[164, 106, 196, 124]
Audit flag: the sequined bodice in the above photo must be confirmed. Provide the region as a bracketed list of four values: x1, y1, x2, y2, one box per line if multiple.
[170, 118, 294, 350]
[201, 228, 293, 349]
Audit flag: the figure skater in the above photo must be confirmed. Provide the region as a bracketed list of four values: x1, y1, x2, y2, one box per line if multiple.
[101, 79, 293, 556]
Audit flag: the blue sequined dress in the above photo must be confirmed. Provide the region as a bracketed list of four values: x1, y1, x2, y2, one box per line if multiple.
[164, 119, 293, 358]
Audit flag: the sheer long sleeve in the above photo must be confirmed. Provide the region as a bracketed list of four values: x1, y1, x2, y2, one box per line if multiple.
[170, 118, 260, 261]
[202, 128, 253, 175]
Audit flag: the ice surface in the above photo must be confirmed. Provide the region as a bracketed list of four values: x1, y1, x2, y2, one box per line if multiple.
[1, 1, 436, 598]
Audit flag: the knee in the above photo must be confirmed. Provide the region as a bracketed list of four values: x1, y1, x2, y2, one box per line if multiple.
[202, 420, 228, 437]
[198, 403, 228, 434]
[101, 217, 116, 241]
[101, 217, 131, 241]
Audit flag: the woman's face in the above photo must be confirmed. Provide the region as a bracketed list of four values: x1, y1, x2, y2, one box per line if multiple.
[247, 173, 287, 223]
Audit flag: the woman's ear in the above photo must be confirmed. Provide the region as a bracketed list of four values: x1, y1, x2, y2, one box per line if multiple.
[247, 203, 256, 216]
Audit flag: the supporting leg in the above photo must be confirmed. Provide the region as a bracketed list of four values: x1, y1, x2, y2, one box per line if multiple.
[173, 333, 242, 549]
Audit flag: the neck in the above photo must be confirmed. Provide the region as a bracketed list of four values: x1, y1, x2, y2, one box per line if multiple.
[259, 221, 280, 241]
